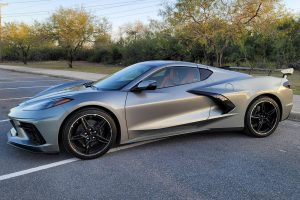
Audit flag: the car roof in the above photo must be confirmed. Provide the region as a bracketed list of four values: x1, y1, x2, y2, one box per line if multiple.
[138, 60, 198, 68]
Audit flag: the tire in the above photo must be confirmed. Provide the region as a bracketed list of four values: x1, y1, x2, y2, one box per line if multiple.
[61, 108, 117, 160]
[244, 96, 280, 137]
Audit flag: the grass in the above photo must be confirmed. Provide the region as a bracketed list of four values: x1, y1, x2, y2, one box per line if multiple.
[1, 61, 299, 95]
[0, 61, 124, 74]
[283, 71, 300, 95]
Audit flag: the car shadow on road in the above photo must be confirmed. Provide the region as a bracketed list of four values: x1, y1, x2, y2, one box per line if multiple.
[105, 130, 251, 158]
[3, 130, 248, 160]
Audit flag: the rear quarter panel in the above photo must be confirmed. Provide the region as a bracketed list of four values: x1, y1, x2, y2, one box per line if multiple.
[230, 76, 293, 122]
[195, 75, 293, 130]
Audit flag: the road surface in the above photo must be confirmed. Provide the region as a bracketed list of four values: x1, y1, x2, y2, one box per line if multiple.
[0, 69, 299, 200]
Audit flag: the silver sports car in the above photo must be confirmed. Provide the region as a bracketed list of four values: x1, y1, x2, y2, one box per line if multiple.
[7, 61, 293, 159]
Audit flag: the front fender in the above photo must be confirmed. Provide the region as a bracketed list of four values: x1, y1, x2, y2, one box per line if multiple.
[60, 91, 129, 144]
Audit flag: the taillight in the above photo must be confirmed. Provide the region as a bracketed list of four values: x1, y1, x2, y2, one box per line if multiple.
[283, 81, 291, 89]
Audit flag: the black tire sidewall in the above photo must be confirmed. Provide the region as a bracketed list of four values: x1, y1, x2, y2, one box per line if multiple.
[62, 108, 117, 160]
[245, 97, 280, 137]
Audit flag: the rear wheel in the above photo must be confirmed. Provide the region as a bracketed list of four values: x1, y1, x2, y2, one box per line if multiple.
[62, 108, 117, 159]
[244, 97, 280, 137]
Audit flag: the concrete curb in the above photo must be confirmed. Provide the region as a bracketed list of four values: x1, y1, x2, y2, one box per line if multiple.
[0, 65, 106, 81]
[0, 67, 75, 80]
[288, 112, 300, 122]
[0, 67, 74, 80]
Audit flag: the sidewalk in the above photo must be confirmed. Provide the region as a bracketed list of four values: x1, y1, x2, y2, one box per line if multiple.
[0, 65, 107, 81]
[290, 95, 300, 121]
[293, 96, 300, 112]
[0, 64, 299, 121]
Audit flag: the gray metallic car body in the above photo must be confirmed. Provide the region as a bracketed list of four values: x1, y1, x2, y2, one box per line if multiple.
[7, 61, 293, 153]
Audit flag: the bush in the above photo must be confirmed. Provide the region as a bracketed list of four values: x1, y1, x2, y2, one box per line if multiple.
[29, 47, 65, 61]
[88, 48, 109, 63]
[1, 45, 19, 61]
[289, 61, 300, 71]
[75, 49, 93, 61]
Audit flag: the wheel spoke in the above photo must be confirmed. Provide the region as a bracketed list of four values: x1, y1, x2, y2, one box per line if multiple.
[265, 119, 273, 128]
[95, 135, 109, 144]
[97, 120, 106, 129]
[70, 134, 85, 141]
[94, 119, 106, 131]
[261, 102, 266, 113]
[257, 121, 264, 131]
[85, 146, 90, 154]
[267, 108, 276, 116]
[253, 107, 260, 117]
[251, 115, 260, 119]
[85, 140, 93, 154]
[81, 117, 91, 131]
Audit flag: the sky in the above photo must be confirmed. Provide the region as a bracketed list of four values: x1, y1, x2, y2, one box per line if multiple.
[0, 0, 299, 35]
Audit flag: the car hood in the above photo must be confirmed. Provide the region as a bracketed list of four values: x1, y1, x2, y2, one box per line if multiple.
[19, 80, 97, 106]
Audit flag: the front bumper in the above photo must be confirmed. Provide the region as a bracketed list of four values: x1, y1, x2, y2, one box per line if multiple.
[7, 105, 67, 154]
[7, 125, 58, 153]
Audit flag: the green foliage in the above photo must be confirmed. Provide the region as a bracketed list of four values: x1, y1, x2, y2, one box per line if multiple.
[1, 2, 300, 70]
[29, 47, 65, 61]
[2, 22, 41, 64]
[88, 48, 112, 63]
[44, 7, 111, 68]
[1, 43, 19, 61]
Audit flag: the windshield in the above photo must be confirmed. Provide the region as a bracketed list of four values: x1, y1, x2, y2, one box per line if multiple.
[93, 63, 154, 90]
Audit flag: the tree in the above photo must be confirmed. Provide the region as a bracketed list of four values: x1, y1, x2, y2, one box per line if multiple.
[162, 0, 280, 67]
[46, 8, 111, 68]
[118, 21, 150, 42]
[272, 15, 300, 67]
[2, 22, 38, 64]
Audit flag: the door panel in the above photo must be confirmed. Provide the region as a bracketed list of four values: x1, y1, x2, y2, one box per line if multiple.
[125, 82, 213, 140]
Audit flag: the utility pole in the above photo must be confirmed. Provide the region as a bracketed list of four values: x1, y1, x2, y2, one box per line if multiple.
[0, 2, 8, 62]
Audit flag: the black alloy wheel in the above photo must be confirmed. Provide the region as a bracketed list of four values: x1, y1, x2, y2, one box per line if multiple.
[245, 97, 280, 137]
[62, 108, 117, 159]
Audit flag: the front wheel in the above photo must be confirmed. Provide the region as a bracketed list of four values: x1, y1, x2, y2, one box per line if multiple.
[62, 108, 117, 159]
[244, 97, 280, 137]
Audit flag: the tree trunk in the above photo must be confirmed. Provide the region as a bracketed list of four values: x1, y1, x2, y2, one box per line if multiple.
[209, 54, 214, 66]
[23, 51, 28, 65]
[216, 52, 220, 67]
[22, 46, 30, 65]
[68, 50, 73, 68]
[218, 40, 229, 67]
[219, 52, 223, 67]
[68, 57, 73, 68]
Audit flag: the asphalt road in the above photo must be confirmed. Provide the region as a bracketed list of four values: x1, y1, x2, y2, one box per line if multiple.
[0, 69, 299, 200]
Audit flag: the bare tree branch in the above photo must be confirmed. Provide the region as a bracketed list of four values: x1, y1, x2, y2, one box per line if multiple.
[244, 2, 262, 24]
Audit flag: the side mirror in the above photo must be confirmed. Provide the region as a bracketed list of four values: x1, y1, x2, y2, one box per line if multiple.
[132, 80, 157, 92]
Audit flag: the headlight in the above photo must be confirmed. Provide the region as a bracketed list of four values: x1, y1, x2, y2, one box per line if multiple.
[23, 98, 73, 111]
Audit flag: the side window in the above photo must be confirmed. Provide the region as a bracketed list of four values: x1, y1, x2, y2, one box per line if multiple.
[145, 66, 200, 89]
[199, 68, 213, 81]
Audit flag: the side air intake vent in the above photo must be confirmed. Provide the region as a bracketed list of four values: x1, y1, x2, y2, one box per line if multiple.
[188, 90, 235, 114]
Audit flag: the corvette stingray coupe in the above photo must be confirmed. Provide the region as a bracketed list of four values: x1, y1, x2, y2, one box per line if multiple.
[7, 61, 293, 159]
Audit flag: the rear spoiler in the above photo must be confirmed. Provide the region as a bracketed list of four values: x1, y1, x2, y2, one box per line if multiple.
[226, 66, 294, 77]
[281, 68, 294, 78]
